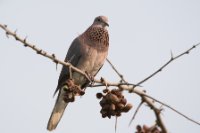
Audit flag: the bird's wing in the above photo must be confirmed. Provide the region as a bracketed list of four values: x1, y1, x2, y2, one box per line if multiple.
[54, 37, 83, 95]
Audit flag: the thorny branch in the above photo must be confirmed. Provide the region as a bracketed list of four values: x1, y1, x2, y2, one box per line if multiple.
[106, 58, 127, 83]
[0, 24, 91, 82]
[136, 42, 200, 86]
[1, 24, 200, 133]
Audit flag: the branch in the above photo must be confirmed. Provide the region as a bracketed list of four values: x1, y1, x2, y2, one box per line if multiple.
[106, 58, 127, 83]
[136, 43, 200, 85]
[0, 24, 91, 81]
[94, 79, 200, 131]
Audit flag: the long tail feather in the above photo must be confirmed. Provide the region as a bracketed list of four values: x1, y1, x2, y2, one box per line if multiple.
[47, 87, 68, 131]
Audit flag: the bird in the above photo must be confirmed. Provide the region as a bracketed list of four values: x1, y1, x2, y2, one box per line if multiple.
[47, 16, 109, 131]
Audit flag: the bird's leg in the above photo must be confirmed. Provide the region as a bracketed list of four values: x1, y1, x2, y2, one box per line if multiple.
[85, 71, 95, 85]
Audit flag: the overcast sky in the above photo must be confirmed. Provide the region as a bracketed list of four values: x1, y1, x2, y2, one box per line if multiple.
[0, 0, 200, 133]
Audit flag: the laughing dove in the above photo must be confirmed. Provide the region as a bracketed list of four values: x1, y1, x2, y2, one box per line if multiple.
[47, 16, 109, 131]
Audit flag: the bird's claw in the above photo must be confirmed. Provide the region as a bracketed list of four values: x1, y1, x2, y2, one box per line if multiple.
[85, 71, 95, 85]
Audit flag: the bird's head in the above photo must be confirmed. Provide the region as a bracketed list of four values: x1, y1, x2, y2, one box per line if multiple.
[93, 16, 109, 29]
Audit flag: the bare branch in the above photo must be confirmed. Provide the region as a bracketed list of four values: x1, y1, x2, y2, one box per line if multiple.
[141, 92, 200, 126]
[129, 101, 144, 126]
[0, 24, 91, 81]
[136, 43, 200, 86]
[106, 58, 127, 83]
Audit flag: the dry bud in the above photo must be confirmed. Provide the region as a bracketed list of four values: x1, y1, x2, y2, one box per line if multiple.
[110, 103, 116, 111]
[100, 98, 107, 107]
[102, 104, 110, 110]
[103, 88, 109, 93]
[116, 103, 125, 110]
[121, 98, 127, 105]
[79, 91, 85, 96]
[96, 93, 103, 99]
[106, 93, 120, 103]
[123, 103, 133, 112]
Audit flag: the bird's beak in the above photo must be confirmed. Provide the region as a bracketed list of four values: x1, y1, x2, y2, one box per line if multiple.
[105, 22, 109, 27]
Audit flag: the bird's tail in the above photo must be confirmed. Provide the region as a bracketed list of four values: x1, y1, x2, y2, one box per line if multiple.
[47, 86, 68, 131]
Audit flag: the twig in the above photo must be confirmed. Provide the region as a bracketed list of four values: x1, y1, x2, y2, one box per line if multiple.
[129, 101, 144, 126]
[136, 43, 200, 86]
[119, 85, 167, 133]
[106, 58, 127, 83]
[115, 116, 118, 133]
[141, 92, 200, 126]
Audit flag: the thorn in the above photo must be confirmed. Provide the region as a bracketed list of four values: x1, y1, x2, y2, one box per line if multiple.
[14, 29, 19, 40]
[32, 45, 35, 49]
[170, 50, 174, 59]
[56, 63, 58, 70]
[24, 36, 28, 47]
[52, 54, 58, 67]
[4, 24, 7, 28]
[37, 49, 42, 54]
[14, 29, 17, 34]
[52, 53, 56, 58]
[6, 32, 9, 38]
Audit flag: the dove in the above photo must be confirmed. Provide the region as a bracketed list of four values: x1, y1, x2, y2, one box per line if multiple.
[47, 16, 109, 131]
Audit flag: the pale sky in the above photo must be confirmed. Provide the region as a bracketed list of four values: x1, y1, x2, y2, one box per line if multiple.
[0, 0, 200, 133]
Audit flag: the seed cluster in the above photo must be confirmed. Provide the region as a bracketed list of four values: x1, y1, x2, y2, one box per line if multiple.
[135, 125, 162, 133]
[63, 79, 85, 103]
[96, 88, 133, 118]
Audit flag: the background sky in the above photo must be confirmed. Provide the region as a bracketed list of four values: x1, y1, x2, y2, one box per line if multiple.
[0, 0, 200, 133]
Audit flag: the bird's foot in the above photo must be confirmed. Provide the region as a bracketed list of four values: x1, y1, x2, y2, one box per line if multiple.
[85, 71, 95, 85]
[62, 79, 85, 103]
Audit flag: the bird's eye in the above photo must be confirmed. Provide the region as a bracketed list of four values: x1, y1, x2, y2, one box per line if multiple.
[97, 18, 101, 22]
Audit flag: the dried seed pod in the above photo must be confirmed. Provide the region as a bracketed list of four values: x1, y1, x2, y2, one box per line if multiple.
[100, 109, 107, 118]
[98, 88, 133, 119]
[116, 111, 121, 117]
[102, 104, 110, 110]
[100, 109, 107, 114]
[110, 103, 116, 111]
[110, 110, 116, 116]
[122, 103, 133, 112]
[100, 98, 107, 107]
[102, 113, 107, 118]
[121, 98, 127, 105]
[143, 125, 149, 131]
[96, 93, 103, 99]
[107, 114, 111, 119]
[116, 103, 125, 110]
[136, 125, 142, 132]
[111, 89, 122, 98]
[106, 93, 120, 103]
[103, 88, 109, 93]
[79, 90, 85, 96]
